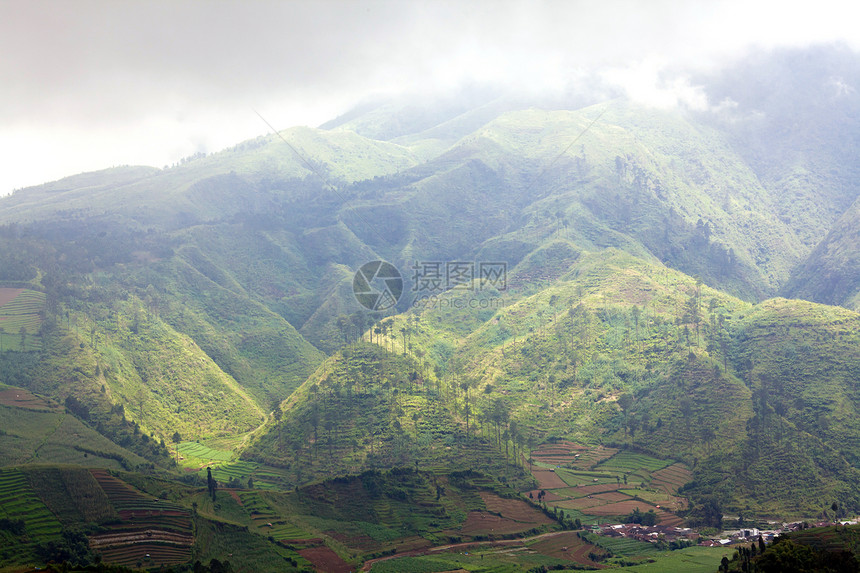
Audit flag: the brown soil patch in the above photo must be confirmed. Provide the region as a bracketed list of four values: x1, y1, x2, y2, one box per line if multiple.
[459, 511, 532, 536]
[529, 531, 607, 568]
[327, 531, 378, 551]
[0, 388, 56, 411]
[0, 288, 24, 306]
[594, 491, 632, 502]
[533, 456, 577, 465]
[299, 546, 353, 573]
[533, 470, 567, 489]
[228, 490, 243, 505]
[571, 483, 624, 496]
[554, 497, 606, 510]
[395, 536, 433, 552]
[586, 500, 654, 516]
[479, 492, 554, 525]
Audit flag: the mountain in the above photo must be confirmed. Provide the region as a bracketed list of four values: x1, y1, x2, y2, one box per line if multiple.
[3, 44, 860, 570]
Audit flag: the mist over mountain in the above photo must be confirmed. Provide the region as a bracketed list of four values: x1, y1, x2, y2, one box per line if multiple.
[4, 44, 860, 571]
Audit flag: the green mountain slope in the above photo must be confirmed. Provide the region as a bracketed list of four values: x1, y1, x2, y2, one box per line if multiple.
[328, 248, 860, 517]
[784, 195, 860, 310]
[3, 46, 860, 534]
[0, 384, 155, 470]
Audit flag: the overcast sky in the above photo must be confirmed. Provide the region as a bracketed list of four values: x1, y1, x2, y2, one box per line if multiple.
[1, 0, 859, 195]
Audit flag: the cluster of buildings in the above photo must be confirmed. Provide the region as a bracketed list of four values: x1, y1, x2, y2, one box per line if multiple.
[593, 519, 860, 548]
[593, 523, 697, 544]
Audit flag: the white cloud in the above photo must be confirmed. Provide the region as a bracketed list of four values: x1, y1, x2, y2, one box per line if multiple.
[601, 59, 710, 111]
[2, 0, 860, 194]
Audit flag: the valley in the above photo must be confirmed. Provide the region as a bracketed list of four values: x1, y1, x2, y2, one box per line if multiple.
[3, 45, 860, 572]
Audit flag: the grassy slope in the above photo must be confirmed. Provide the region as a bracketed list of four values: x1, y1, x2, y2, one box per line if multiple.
[784, 195, 860, 310]
[0, 90, 859, 528]
[243, 343, 534, 490]
[360, 247, 860, 517]
[690, 298, 860, 516]
[0, 384, 151, 471]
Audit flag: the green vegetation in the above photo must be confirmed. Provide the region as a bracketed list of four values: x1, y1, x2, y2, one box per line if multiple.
[3, 49, 860, 571]
[721, 525, 860, 572]
[0, 288, 45, 351]
[0, 468, 64, 564]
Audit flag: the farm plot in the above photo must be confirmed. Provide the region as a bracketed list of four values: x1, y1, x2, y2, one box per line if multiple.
[479, 492, 555, 526]
[88, 469, 192, 567]
[298, 546, 353, 573]
[649, 463, 693, 495]
[618, 546, 726, 572]
[96, 541, 192, 569]
[24, 466, 118, 525]
[531, 441, 618, 471]
[530, 441, 583, 466]
[567, 483, 626, 497]
[619, 489, 687, 512]
[460, 511, 535, 536]
[240, 491, 311, 541]
[529, 445, 689, 527]
[0, 289, 46, 351]
[555, 497, 608, 510]
[584, 532, 661, 558]
[584, 501, 682, 526]
[0, 387, 58, 411]
[532, 469, 568, 490]
[568, 446, 618, 469]
[528, 531, 609, 568]
[0, 468, 63, 562]
[554, 468, 618, 487]
[596, 451, 673, 473]
[178, 441, 233, 463]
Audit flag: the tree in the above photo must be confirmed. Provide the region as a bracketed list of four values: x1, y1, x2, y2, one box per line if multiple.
[207, 467, 216, 502]
[700, 426, 716, 455]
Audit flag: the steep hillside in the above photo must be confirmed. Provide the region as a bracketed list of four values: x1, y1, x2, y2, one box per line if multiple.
[699, 45, 860, 249]
[356, 248, 860, 517]
[3, 47, 860, 534]
[243, 343, 533, 489]
[783, 195, 860, 310]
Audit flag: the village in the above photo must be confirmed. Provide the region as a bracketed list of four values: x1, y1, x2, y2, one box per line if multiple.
[591, 518, 860, 548]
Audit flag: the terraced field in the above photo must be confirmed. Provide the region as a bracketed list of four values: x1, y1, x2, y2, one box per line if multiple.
[531, 441, 618, 471]
[0, 468, 63, 563]
[528, 531, 609, 567]
[528, 444, 690, 526]
[178, 441, 234, 463]
[0, 288, 45, 351]
[89, 470, 192, 568]
[649, 463, 693, 495]
[584, 532, 662, 558]
[239, 491, 312, 541]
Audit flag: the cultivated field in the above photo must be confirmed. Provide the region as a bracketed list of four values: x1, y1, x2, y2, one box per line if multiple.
[0, 288, 45, 351]
[0, 468, 63, 563]
[0, 387, 58, 411]
[88, 469, 192, 567]
[528, 443, 691, 526]
[528, 531, 610, 568]
[298, 546, 353, 573]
